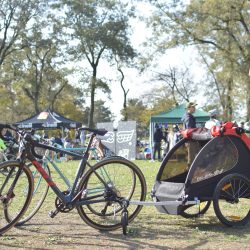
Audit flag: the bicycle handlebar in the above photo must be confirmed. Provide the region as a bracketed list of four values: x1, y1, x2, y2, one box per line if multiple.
[78, 127, 108, 136]
[0, 124, 15, 141]
[0, 123, 43, 159]
[0, 123, 17, 131]
[0, 123, 108, 160]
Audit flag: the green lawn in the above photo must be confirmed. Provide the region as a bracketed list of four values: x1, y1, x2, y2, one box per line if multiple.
[1, 159, 250, 249]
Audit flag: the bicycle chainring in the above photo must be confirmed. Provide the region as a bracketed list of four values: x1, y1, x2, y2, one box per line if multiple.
[55, 191, 74, 213]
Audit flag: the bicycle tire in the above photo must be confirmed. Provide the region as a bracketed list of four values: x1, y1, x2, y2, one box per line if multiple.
[86, 159, 136, 216]
[14, 162, 50, 226]
[180, 201, 211, 219]
[77, 157, 147, 231]
[0, 160, 34, 235]
[213, 173, 250, 226]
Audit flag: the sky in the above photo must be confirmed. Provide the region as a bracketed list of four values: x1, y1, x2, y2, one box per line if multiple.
[104, 48, 203, 120]
[98, 2, 205, 121]
[67, 1, 205, 121]
[104, 48, 205, 121]
[66, 1, 246, 122]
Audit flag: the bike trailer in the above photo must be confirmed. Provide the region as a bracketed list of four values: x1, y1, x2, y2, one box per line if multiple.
[151, 123, 250, 216]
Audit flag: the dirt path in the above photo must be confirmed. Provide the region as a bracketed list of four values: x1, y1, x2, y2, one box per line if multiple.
[1, 205, 250, 250]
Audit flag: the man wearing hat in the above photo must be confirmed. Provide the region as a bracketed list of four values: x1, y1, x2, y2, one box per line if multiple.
[181, 102, 197, 129]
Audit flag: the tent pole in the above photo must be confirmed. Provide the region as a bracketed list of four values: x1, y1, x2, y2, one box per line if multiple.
[150, 121, 153, 160]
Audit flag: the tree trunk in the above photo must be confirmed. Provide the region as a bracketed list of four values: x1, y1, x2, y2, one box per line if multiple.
[88, 67, 97, 128]
[247, 79, 250, 121]
[226, 76, 233, 121]
[123, 93, 128, 121]
[34, 99, 40, 113]
[118, 67, 129, 121]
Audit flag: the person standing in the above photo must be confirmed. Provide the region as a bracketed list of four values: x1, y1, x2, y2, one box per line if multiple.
[162, 127, 169, 158]
[205, 109, 221, 129]
[173, 124, 181, 145]
[80, 129, 86, 146]
[152, 124, 163, 161]
[181, 102, 197, 129]
[74, 129, 80, 145]
[181, 102, 198, 169]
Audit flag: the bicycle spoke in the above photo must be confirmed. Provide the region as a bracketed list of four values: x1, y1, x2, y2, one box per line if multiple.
[214, 174, 250, 226]
[0, 162, 33, 234]
[77, 158, 146, 231]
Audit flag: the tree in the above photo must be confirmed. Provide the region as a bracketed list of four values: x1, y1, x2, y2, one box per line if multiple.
[152, 66, 197, 105]
[122, 98, 149, 138]
[83, 100, 113, 126]
[146, 0, 250, 120]
[0, 0, 44, 69]
[115, 56, 129, 121]
[19, 25, 70, 113]
[55, 0, 136, 128]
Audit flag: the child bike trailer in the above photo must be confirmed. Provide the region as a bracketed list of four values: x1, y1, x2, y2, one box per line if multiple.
[151, 123, 250, 226]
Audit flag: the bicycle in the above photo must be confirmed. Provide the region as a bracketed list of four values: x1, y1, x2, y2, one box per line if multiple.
[15, 136, 103, 226]
[0, 137, 18, 161]
[0, 124, 146, 235]
[0, 138, 19, 177]
[16, 133, 113, 226]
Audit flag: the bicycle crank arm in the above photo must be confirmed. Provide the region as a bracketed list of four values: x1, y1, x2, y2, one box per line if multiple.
[48, 209, 60, 218]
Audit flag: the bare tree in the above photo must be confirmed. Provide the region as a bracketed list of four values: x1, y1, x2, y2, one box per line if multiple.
[115, 56, 129, 121]
[152, 66, 196, 105]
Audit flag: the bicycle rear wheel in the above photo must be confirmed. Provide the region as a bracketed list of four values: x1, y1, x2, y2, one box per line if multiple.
[0, 161, 33, 234]
[77, 158, 146, 231]
[13, 162, 49, 226]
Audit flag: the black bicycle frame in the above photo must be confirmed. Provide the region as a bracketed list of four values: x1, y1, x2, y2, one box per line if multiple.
[22, 134, 112, 207]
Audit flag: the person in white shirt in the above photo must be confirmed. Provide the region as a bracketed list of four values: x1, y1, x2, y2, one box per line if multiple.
[80, 130, 86, 146]
[205, 109, 221, 129]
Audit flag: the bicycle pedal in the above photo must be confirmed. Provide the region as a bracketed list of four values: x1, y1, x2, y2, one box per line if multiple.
[48, 209, 59, 218]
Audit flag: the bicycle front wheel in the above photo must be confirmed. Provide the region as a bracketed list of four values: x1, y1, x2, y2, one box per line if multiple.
[0, 161, 34, 234]
[77, 158, 146, 231]
[13, 162, 50, 226]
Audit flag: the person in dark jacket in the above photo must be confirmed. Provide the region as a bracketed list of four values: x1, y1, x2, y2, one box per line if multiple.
[152, 124, 163, 161]
[181, 102, 199, 169]
[181, 102, 197, 129]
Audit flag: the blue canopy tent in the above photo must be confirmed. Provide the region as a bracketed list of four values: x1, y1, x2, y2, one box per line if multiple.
[15, 109, 82, 129]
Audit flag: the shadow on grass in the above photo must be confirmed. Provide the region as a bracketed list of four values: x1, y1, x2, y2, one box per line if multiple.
[2, 211, 250, 249]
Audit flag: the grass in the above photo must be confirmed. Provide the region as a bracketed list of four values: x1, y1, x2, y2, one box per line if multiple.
[0, 159, 250, 249]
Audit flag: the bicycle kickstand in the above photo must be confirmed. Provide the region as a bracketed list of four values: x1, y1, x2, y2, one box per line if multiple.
[120, 200, 129, 235]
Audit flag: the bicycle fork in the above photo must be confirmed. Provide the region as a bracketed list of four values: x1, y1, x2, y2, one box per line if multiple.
[0, 166, 24, 208]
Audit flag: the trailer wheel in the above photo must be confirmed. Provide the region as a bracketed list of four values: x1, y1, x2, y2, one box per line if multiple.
[213, 174, 250, 226]
[180, 201, 211, 219]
